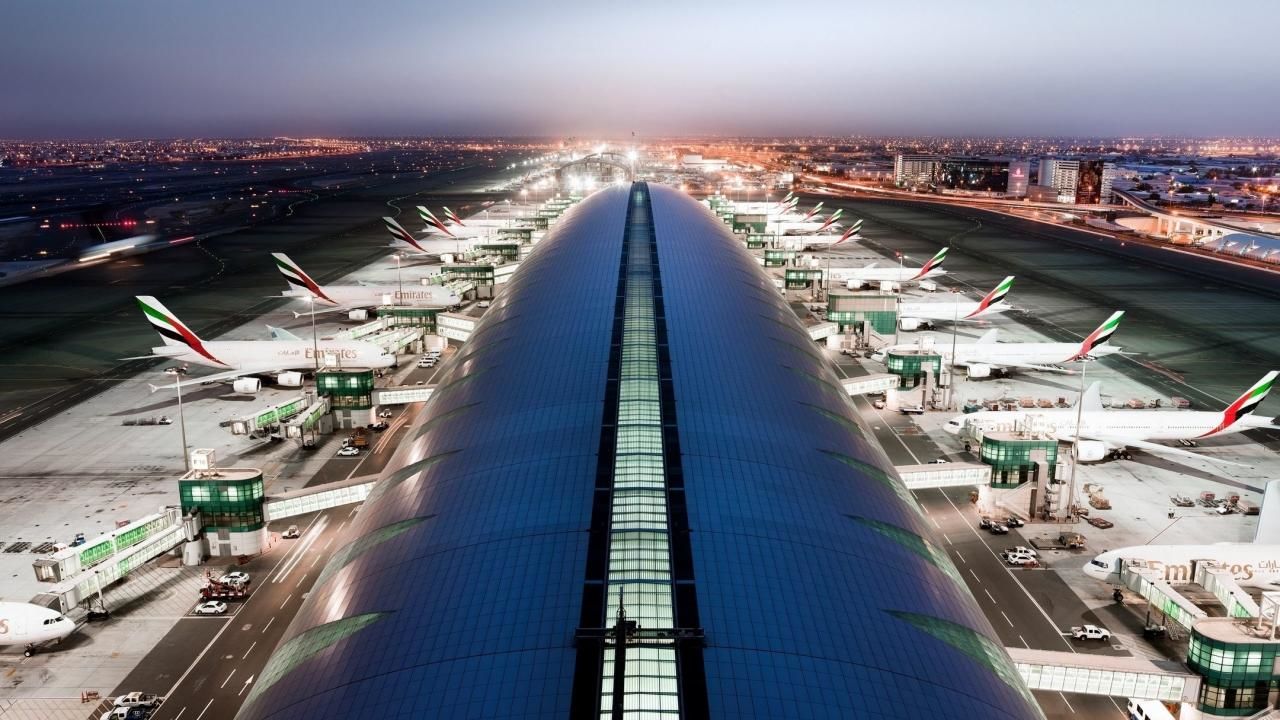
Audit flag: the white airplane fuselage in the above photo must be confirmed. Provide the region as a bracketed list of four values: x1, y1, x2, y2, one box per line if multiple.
[1085, 545, 1280, 586]
[0, 602, 76, 652]
[899, 300, 1010, 323]
[945, 408, 1273, 443]
[843, 267, 945, 287]
[282, 284, 460, 309]
[151, 339, 395, 373]
[891, 341, 1123, 368]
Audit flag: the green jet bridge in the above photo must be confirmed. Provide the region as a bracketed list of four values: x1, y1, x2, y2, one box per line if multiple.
[28, 472, 383, 614]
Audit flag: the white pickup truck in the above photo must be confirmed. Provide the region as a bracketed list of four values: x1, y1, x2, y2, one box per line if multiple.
[1070, 624, 1112, 641]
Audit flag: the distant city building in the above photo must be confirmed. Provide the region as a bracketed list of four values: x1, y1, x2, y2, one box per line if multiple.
[679, 153, 728, 171]
[936, 158, 1013, 194]
[1038, 158, 1080, 203]
[1007, 160, 1031, 197]
[1076, 160, 1116, 204]
[1037, 158, 1115, 204]
[894, 153, 939, 186]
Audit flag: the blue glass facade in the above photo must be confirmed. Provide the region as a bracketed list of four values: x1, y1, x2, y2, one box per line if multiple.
[239, 185, 1042, 719]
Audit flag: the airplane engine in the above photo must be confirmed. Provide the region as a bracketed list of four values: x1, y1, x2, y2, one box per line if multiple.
[918, 280, 938, 293]
[233, 378, 262, 394]
[846, 279, 868, 290]
[277, 371, 303, 387]
[878, 280, 899, 293]
[899, 317, 922, 331]
[966, 364, 992, 379]
[1075, 440, 1107, 462]
[348, 309, 369, 322]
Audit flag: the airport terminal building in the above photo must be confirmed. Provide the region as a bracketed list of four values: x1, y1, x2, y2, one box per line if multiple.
[238, 184, 1042, 719]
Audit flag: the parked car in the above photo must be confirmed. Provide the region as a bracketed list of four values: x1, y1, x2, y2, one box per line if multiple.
[367, 421, 389, 431]
[1004, 516, 1025, 528]
[1070, 624, 1112, 641]
[193, 601, 228, 615]
[987, 523, 1009, 535]
[338, 445, 360, 457]
[219, 571, 250, 586]
[282, 525, 300, 539]
[1000, 552, 1037, 567]
[978, 516, 994, 530]
[377, 409, 393, 419]
[100, 707, 153, 720]
[1006, 545, 1038, 557]
[928, 458, 949, 464]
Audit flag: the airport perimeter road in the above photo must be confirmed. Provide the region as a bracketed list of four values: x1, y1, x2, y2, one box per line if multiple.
[115, 506, 355, 720]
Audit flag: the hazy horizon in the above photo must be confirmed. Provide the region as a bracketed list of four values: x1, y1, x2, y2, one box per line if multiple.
[5, 0, 1279, 140]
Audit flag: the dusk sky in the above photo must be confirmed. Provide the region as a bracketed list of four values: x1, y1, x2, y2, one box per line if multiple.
[4, 0, 1278, 139]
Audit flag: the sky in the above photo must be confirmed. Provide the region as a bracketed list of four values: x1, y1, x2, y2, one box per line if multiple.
[3, 0, 1278, 139]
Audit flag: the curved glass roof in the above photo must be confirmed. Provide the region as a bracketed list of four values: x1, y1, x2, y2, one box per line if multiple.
[238, 184, 1042, 720]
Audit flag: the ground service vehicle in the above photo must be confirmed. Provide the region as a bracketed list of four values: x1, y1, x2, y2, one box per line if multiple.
[1071, 625, 1111, 641]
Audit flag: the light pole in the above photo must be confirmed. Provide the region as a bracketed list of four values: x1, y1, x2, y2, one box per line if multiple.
[165, 366, 190, 472]
[307, 296, 321, 376]
[1065, 360, 1088, 523]
[395, 253, 403, 306]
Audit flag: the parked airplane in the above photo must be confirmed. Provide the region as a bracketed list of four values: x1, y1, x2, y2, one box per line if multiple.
[945, 371, 1278, 465]
[132, 296, 396, 393]
[877, 310, 1124, 377]
[272, 253, 460, 315]
[443, 206, 466, 227]
[897, 276, 1015, 330]
[383, 216, 431, 252]
[0, 601, 76, 657]
[802, 202, 824, 222]
[834, 247, 948, 290]
[779, 219, 865, 250]
[1084, 480, 1280, 586]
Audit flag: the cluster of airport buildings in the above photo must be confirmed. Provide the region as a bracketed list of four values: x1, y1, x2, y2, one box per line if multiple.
[894, 153, 1116, 204]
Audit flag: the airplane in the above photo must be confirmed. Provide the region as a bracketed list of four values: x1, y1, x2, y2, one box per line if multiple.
[1084, 480, 1280, 586]
[834, 247, 948, 290]
[417, 206, 454, 237]
[802, 202, 824, 222]
[897, 276, 1015, 330]
[944, 370, 1278, 466]
[272, 253, 460, 315]
[0, 601, 76, 657]
[132, 296, 396, 393]
[876, 310, 1124, 377]
[442, 206, 466, 227]
[776, 219, 865, 251]
[774, 191, 794, 212]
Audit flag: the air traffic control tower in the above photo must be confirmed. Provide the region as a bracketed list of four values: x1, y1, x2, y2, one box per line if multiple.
[237, 184, 1043, 719]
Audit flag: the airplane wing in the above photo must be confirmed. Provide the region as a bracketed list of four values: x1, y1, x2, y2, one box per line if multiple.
[990, 361, 1075, 374]
[1075, 432, 1248, 468]
[146, 365, 287, 393]
[267, 325, 302, 342]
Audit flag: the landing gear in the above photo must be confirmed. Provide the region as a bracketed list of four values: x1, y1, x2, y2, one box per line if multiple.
[23, 643, 34, 657]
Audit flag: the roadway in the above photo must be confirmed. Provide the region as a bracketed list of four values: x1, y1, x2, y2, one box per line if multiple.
[110, 505, 353, 720]
[105, 348, 446, 719]
[832, 355, 1133, 718]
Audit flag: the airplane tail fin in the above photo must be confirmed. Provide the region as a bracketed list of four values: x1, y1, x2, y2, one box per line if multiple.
[135, 296, 226, 366]
[965, 275, 1015, 318]
[443, 206, 465, 226]
[416, 206, 454, 237]
[1200, 370, 1279, 437]
[1075, 380, 1104, 412]
[272, 253, 334, 304]
[911, 247, 948, 280]
[383, 217, 426, 251]
[974, 328, 999, 344]
[1070, 310, 1124, 361]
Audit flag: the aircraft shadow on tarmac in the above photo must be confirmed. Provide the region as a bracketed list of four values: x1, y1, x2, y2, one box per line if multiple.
[115, 387, 258, 416]
[1122, 452, 1263, 493]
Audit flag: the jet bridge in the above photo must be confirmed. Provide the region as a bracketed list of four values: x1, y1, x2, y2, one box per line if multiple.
[1007, 647, 1199, 703]
[30, 508, 194, 613]
[1119, 560, 1210, 633]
